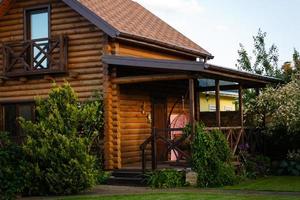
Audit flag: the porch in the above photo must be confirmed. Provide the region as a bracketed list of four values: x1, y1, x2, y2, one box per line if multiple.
[102, 55, 279, 172]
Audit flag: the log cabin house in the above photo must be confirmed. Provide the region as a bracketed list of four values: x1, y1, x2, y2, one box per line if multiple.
[0, 0, 280, 172]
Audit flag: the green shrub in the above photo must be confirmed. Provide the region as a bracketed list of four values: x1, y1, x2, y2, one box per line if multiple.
[96, 171, 111, 185]
[277, 150, 300, 176]
[188, 123, 236, 187]
[0, 133, 26, 200]
[19, 83, 100, 196]
[147, 169, 185, 188]
[239, 150, 271, 179]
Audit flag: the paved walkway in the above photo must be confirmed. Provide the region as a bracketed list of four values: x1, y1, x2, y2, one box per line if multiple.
[22, 185, 300, 199]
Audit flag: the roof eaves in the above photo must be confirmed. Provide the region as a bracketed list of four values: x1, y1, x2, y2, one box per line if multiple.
[118, 32, 214, 59]
[205, 64, 283, 83]
[63, 0, 120, 38]
[102, 55, 206, 71]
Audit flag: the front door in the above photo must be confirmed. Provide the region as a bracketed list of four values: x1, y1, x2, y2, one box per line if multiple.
[152, 96, 168, 162]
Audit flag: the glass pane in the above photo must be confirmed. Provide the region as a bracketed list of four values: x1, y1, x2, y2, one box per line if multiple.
[19, 104, 33, 121]
[18, 104, 33, 136]
[29, 10, 49, 69]
[30, 11, 48, 40]
[4, 105, 17, 136]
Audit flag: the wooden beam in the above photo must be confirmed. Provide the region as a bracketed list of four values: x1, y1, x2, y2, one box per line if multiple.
[189, 79, 195, 133]
[239, 84, 244, 127]
[215, 80, 221, 128]
[112, 73, 192, 84]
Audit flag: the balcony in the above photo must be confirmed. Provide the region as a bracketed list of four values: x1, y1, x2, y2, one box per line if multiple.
[2, 35, 68, 77]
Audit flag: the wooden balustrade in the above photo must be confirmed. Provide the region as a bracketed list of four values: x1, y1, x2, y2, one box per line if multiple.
[206, 127, 246, 155]
[3, 35, 68, 77]
[140, 126, 245, 173]
[140, 128, 190, 173]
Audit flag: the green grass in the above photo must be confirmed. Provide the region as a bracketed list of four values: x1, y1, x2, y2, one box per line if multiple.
[59, 193, 299, 200]
[224, 176, 300, 192]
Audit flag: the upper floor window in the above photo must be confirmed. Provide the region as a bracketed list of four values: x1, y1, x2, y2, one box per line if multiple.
[26, 8, 49, 40]
[25, 6, 50, 69]
[3, 5, 68, 77]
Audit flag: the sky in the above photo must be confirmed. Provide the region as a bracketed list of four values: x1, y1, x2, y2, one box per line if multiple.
[134, 0, 300, 69]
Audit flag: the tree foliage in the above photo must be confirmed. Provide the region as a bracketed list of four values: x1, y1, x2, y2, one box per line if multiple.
[282, 49, 300, 82]
[19, 83, 104, 196]
[0, 133, 26, 200]
[245, 79, 300, 135]
[237, 29, 281, 77]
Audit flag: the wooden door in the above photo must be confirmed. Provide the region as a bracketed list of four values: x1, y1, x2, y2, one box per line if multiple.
[152, 96, 168, 162]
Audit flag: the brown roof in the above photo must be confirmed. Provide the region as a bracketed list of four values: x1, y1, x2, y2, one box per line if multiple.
[72, 0, 213, 58]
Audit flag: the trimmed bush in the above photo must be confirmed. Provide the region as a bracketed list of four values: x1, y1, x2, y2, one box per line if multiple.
[188, 123, 236, 187]
[19, 83, 100, 196]
[0, 133, 26, 200]
[147, 169, 185, 188]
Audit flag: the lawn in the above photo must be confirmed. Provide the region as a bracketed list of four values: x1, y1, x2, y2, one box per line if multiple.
[57, 176, 300, 200]
[224, 176, 300, 192]
[60, 193, 299, 200]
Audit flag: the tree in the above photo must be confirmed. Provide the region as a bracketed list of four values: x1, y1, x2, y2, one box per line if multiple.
[236, 29, 281, 77]
[245, 79, 300, 135]
[282, 49, 300, 82]
[293, 48, 300, 71]
[20, 83, 104, 196]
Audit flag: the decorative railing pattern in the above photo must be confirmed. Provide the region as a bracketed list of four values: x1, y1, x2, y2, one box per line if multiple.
[3, 35, 68, 77]
[206, 127, 246, 155]
[140, 126, 246, 173]
[140, 128, 191, 173]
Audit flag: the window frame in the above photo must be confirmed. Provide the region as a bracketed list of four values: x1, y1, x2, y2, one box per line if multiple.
[24, 5, 51, 41]
[0, 102, 36, 139]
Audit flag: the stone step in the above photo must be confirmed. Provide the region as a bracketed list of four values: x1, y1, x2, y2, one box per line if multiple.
[107, 170, 147, 186]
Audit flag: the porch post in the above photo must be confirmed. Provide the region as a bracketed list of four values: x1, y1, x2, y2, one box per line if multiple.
[194, 79, 200, 121]
[239, 84, 244, 127]
[215, 80, 221, 128]
[189, 79, 195, 133]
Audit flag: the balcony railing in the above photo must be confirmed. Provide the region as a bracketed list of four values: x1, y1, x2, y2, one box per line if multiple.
[3, 35, 68, 77]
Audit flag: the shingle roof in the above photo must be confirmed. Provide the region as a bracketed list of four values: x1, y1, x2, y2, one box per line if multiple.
[74, 0, 213, 58]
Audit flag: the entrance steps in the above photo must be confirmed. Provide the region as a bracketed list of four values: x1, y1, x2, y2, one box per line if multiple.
[107, 170, 147, 186]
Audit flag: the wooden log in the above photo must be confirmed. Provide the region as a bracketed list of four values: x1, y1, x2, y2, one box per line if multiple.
[189, 79, 195, 132]
[112, 74, 192, 84]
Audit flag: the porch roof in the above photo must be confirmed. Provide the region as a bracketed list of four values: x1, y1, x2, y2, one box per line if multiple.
[102, 55, 282, 88]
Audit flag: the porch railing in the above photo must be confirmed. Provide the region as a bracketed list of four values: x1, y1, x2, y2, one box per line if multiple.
[206, 127, 246, 155]
[140, 126, 246, 173]
[3, 35, 68, 77]
[140, 128, 191, 173]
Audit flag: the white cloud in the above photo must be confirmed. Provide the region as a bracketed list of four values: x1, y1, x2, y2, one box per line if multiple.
[134, 0, 204, 15]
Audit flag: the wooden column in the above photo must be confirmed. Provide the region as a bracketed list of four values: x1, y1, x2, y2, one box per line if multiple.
[239, 84, 244, 127]
[255, 88, 260, 96]
[194, 79, 200, 121]
[215, 80, 221, 128]
[189, 79, 195, 132]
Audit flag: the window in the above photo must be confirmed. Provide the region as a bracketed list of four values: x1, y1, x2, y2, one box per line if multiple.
[1, 103, 35, 142]
[209, 105, 216, 112]
[25, 6, 50, 69]
[224, 106, 234, 111]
